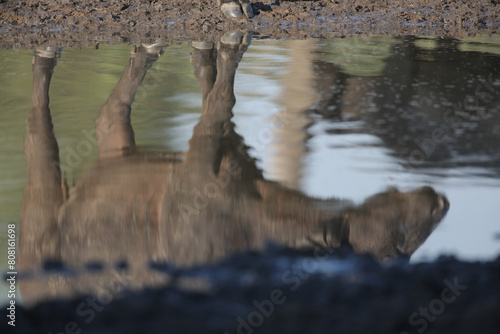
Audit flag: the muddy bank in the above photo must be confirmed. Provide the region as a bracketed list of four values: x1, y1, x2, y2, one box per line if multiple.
[1, 0, 499, 49]
[2, 248, 500, 333]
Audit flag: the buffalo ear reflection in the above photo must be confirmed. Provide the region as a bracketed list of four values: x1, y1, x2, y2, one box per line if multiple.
[19, 34, 449, 305]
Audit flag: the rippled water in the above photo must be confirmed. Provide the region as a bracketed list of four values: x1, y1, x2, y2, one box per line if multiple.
[1, 35, 500, 305]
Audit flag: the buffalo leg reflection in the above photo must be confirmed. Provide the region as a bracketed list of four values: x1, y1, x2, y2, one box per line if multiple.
[20, 52, 63, 271]
[19, 49, 65, 304]
[96, 46, 161, 158]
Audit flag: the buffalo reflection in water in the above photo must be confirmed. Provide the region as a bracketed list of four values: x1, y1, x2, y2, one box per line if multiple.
[19, 33, 449, 305]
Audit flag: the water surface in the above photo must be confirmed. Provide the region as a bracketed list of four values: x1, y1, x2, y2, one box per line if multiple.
[1, 35, 500, 305]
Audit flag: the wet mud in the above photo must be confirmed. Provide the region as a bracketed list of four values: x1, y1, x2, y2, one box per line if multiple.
[1, 0, 500, 49]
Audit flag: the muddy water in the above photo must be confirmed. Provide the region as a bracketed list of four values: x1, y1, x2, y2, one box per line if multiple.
[0, 35, 499, 304]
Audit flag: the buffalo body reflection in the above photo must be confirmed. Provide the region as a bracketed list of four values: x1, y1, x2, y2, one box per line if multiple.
[19, 33, 449, 305]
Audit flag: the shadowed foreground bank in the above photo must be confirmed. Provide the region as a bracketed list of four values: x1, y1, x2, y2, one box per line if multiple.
[2, 248, 500, 334]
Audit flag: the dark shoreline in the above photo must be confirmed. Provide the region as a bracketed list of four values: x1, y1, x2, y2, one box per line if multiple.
[2, 248, 500, 333]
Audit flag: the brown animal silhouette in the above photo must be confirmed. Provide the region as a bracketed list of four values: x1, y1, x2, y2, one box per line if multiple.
[19, 32, 449, 305]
